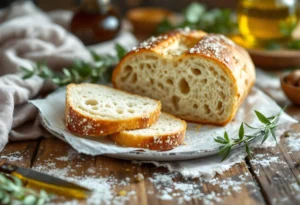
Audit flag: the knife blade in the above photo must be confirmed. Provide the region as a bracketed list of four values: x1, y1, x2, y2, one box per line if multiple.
[0, 163, 91, 199]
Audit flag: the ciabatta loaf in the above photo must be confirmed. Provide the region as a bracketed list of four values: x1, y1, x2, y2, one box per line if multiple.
[112, 29, 255, 125]
[65, 83, 161, 137]
[110, 113, 187, 151]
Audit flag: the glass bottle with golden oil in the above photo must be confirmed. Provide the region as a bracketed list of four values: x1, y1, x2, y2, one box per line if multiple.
[237, 0, 299, 47]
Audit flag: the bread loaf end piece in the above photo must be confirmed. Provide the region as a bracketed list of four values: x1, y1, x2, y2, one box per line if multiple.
[110, 113, 187, 151]
[112, 29, 255, 125]
[65, 83, 161, 137]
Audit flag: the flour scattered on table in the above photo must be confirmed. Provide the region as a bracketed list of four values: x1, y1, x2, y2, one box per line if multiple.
[56, 156, 69, 161]
[33, 159, 138, 205]
[250, 154, 286, 167]
[148, 172, 258, 205]
[286, 135, 300, 152]
[32, 157, 263, 205]
[0, 151, 23, 162]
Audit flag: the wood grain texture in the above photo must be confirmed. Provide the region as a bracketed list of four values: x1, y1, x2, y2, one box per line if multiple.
[29, 138, 265, 205]
[0, 140, 39, 167]
[247, 117, 300, 205]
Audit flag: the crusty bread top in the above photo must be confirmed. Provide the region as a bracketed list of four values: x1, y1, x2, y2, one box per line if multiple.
[130, 28, 207, 55]
[124, 28, 254, 88]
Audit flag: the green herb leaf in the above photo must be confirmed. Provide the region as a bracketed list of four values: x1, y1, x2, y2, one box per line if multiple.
[255, 110, 271, 124]
[239, 123, 244, 140]
[115, 44, 127, 61]
[218, 144, 232, 162]
[23, 195, 37, 205]
[1, 193, 10, 204]
[244, 122, 259, 129]
[36, 198, 45, 205]
[261, 129, 270, 145]
[90, 50, 101, 62]
[245, 141, 252, 158]
[270, 127, 277, 143]
[224, 131, 230, 142]
[184, 2, 206, 23]
[155, 18, 174, 35]
[214, 136, 228, 144]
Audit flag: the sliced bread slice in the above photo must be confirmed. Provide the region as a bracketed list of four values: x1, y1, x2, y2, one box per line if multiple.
[65, 83, 161, 137]
[110, 113, 187, 151]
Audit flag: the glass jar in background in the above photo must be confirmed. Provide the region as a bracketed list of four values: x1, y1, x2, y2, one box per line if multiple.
[237, 0, 299, 47]
[70, 0, 121, 45]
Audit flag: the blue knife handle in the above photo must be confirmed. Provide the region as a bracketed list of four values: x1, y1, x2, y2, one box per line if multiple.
[0, 163, 18, 174]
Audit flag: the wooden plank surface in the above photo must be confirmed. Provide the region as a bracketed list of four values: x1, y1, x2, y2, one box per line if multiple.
[246, 106, 300, 205]
[28, 138, 266, 205]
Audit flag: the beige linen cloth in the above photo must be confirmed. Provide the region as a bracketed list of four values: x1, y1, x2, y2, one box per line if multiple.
[0, 1, 137, 151]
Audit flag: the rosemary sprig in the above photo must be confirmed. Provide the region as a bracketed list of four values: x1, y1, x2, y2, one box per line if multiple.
[20, 44, 127, 86]
[0, 173, 51, 205]
[214, 108, 284, 161]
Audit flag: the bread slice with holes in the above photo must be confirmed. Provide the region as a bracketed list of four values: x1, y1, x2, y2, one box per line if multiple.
[112, 29, 255, 126]
[110, 113, 187, 151]
[65, 83, 161, 137]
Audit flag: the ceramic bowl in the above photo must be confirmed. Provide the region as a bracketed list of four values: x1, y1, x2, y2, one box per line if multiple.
[127, 8, 173, 38]
[281, 74, 300, 105]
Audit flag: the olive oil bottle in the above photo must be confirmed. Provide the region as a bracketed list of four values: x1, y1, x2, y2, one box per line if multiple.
[237, 0, 298, 47]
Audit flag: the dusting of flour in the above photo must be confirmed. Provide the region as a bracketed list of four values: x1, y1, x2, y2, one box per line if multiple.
[0, 151, 23, 162]
[287, 135, 300, 152]
[32, 157, 262, 205]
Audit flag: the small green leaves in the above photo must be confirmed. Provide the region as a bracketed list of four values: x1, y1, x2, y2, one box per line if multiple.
[224, 131, 230, 142]
[214, 136, 228, 144]
[255, 110, 270, 124]
[155, 2, 236, 35]
[214, 108, 284, 161]
[20, 44, 128, 86]
[0, 173, 51, 205]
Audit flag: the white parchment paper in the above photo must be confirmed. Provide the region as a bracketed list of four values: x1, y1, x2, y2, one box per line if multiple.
[30, 86, 297, 178]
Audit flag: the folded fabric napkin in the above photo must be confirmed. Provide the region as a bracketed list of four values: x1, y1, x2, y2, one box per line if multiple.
[0, 1, 137, 151]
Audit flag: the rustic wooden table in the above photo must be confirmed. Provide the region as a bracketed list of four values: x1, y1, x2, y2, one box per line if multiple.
[0, 75, 300, 205]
